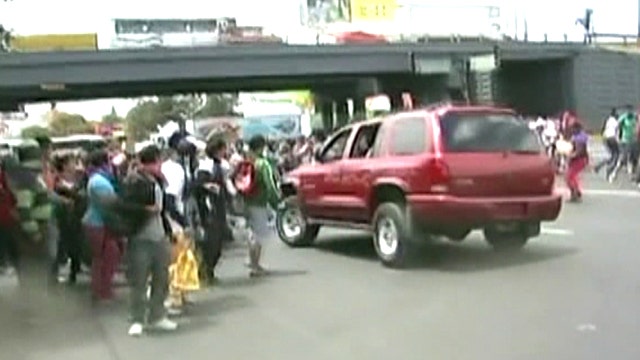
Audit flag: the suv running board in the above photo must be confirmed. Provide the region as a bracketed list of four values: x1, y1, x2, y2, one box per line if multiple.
[307, 218, 373, 231]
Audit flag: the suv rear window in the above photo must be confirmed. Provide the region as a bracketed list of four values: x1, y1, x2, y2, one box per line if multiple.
[440, 113, 541, 153]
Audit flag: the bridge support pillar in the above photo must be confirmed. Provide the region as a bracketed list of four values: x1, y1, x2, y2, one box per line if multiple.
[319, 100, 334, 131]
[335, 98, 349, 128]
[352, 97, 366, 120]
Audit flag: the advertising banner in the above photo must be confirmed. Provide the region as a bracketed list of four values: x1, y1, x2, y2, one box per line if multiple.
[11, 34, 97, 52]
[350, 0, 397, 22]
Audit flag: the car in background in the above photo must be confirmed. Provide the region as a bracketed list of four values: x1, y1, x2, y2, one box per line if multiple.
[51, 134, 107, 153]
[276, 103, 562, 267]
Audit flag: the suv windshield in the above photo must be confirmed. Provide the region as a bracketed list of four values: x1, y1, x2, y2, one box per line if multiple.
[440, 113, 541, 153]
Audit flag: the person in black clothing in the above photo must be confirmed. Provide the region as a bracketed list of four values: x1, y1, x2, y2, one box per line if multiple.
[194, 137, 232, 284]
[51, 154, 85, 284]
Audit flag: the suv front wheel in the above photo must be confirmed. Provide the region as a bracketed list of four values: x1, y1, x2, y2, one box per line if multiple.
[276, 196, 320, 247]
[372, 202, 412, 268]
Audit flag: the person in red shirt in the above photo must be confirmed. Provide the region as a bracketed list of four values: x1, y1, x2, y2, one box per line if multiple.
[0, 161, 20, 274]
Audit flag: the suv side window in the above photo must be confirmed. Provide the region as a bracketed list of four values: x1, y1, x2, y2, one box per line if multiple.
[349, 123, 381, 158]
[321, 129, 351, 162]
[369, 122, 388, 157]
[390, 117, 428, 156]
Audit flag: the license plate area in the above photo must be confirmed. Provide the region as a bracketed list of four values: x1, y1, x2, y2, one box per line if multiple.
[495, 203, 527, 218]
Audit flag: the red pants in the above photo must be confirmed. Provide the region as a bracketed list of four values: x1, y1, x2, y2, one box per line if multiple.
[565, 157, 588, 194]
[85, 226, 121, 300]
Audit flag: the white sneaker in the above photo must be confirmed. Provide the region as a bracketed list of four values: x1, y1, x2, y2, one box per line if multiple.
[149, 317, 178, 331]
[167, 307, 183, 317]
[128, 323, 144, 337]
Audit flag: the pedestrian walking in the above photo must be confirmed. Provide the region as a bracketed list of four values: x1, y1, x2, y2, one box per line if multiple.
[122, 145, 177, 337]
[235, 135, 282, 277]
[566, 122, 589, 202]
[594, 108, 620, 182]
[82, 150, 122, 302]
[194, 137, 234, 284]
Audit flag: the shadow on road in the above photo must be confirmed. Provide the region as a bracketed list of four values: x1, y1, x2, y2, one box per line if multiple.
[0, 284, 115, 359]
[169, 294, 253, 336]
[314, 234, 579, 272]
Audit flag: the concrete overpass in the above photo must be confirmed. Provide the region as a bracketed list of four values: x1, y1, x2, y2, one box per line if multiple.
[1, 42, 635, 129]
[0, 42, 580, 99]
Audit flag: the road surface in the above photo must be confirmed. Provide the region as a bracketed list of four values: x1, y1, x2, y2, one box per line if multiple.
[1, 170, 639, 360]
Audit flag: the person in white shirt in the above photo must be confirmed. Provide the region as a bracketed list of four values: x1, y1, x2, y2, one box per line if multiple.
[541, 117, 558, 153]
[594, 108, 620, 180]
[161, 148, 188, 227]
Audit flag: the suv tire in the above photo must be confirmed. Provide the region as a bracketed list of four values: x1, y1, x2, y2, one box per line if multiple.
[372, 202, 412, 268]
[483, 227, 529, 252]
[276, 196, 320, 247]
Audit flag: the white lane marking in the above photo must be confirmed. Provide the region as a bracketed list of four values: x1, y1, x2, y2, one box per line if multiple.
[556, 188, 640, 197]
[541, 227, 574, 236]
[576, 323, 597, 332]
[582, 189, 640, 197]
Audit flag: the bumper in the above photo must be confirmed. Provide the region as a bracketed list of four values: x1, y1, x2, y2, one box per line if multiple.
[407, 193, 562, 227]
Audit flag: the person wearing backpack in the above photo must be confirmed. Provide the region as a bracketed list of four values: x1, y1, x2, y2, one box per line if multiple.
[121, 145, 178, 337]
[237, 135, 282, 277]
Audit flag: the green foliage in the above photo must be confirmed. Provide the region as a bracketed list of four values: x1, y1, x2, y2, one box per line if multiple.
[125, 99, 165, 142]
[49, 112, 94, 136]
[21, 125, 50, 139]
[195, 94, 237, 118]
[102, 106, 124, 124]
[125, 94, 236, 141]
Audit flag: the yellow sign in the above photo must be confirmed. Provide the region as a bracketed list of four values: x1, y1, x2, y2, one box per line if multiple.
[11, 34, 97, 52]
[350, 0, 397, 21]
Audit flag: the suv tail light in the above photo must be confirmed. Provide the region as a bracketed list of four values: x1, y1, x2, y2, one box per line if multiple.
[427, 158, 450, 193]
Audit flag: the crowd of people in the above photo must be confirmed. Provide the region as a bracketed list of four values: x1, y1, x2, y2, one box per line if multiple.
[593, 106, 640, 185]
[529, 111, 590, 202]
[0, 131, 321, 337]
[528, 106, 640, 201]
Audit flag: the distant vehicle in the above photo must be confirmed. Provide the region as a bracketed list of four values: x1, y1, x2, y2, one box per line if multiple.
[51, 135, 107, 152]
[276, 103, 562, 267]
[0, 138, 41, 165]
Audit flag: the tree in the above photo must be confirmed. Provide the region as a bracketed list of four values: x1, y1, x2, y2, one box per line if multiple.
[102, 106, 124, 124]
[21, 125, 50, 139]
[49, 112, 94, 136]
[124, 94, 237, 141]
[195, 94, 237, 118]
[125, 99, 165, 141]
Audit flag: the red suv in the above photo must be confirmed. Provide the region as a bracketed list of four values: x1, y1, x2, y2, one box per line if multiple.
[276, 104, 562, 267]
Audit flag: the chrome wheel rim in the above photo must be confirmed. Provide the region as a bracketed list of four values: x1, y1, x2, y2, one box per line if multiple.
[377, 217, 399, 256]
[280, 207, 305, 239]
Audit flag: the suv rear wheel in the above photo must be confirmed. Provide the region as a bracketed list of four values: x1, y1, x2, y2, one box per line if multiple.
[483, 226, 529, 252]
[372, 202, 412, 268]
[276, 196, 320, 247]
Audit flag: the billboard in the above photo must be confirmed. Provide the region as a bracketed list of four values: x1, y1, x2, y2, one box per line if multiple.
[11, 33, 97, 52]
[350, 0, 397, 22]
[306, 0, 397, 24]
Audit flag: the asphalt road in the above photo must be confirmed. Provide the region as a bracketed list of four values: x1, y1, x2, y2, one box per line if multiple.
[2, 162, 640, 360]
